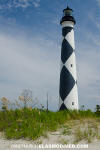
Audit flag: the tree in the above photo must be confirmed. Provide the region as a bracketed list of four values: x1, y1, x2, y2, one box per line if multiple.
[81, 105, 85, 111]
[0, 97, 10, 111]
[19, 89, 33, 108]
[47, 93, 49, 112]
[96, 105, 100, 112]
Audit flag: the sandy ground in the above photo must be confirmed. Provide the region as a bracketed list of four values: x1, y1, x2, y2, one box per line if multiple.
[0, 132, 100, 150]
[0, 119, 100, 150]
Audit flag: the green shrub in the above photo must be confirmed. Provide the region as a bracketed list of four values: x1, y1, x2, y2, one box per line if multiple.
[0, 108, 98, 140]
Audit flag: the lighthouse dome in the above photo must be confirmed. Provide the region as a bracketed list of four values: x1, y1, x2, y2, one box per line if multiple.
[60, 6, 76, 25]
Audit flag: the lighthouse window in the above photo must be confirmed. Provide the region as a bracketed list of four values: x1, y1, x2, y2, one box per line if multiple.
[72, 102, 74, 105]
[71, 64, 73, 67]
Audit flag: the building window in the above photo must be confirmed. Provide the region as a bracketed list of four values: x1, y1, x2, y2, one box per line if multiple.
[72, 102, 74, 105]
[71, 64, 73, 67]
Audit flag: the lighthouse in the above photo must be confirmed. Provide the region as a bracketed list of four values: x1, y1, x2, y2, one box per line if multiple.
[59, 6, 79, 110]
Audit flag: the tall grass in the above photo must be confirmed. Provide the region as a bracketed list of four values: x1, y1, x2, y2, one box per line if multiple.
[0, 108, 99, 140]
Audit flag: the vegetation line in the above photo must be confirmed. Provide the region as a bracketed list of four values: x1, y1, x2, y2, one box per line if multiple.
[0, 108, 100, 140]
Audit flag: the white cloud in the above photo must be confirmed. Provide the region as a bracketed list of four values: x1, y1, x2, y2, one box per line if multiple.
[96, 0, 100, 5]
[32, 0, 40, 8]
[76, 31, 100, 110]
[0, 0, 40, 9]
[0, 31, 60, 111]
[88, 12, 100, 33]
[14, 0, 30, 8]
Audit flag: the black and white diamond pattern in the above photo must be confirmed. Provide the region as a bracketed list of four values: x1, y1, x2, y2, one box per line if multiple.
[61, 39, 73, 64]
[59, 26, 78, 110]
[60, 66, 75, 101]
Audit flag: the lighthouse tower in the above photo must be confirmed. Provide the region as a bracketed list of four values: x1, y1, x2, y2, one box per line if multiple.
[59, 6, 79, 110]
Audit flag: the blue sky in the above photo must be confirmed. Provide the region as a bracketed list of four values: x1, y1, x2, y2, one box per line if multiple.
[0, 0, 100, 111]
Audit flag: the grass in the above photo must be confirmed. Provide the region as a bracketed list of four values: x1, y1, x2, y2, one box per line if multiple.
[62, 128, 71, 135]
[0, 108, 100, 141]
[75, 128, 94, 143]
[59, 138, 69, 144]
[74, 119, 100, 143]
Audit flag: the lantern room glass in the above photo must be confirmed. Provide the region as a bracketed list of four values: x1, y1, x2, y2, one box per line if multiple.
[64, 9, 73, 16]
